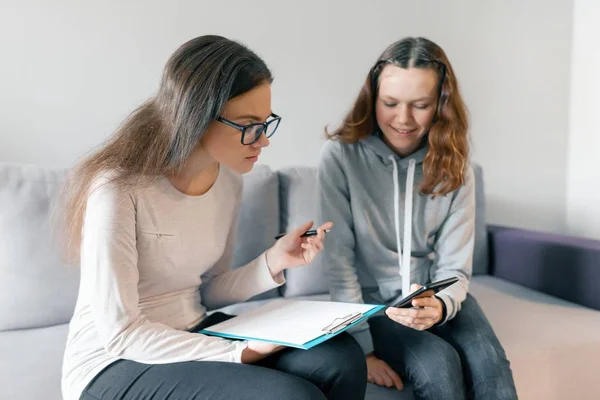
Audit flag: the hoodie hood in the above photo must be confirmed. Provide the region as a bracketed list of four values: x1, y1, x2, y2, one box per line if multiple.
[361, 132, 429, 169]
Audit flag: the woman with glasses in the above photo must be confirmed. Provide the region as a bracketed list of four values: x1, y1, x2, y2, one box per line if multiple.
[318, 37, 518, 399]
[60, 35, 366, 400]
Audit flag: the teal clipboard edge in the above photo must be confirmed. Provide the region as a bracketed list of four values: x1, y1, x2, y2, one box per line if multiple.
[197, 304, 385, 350]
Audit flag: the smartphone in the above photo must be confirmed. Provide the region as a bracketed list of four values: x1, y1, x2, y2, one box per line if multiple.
[390, 277, 459, 308]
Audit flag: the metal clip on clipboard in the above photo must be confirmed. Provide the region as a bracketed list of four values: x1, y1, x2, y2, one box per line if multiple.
[321, 312, 363, 335]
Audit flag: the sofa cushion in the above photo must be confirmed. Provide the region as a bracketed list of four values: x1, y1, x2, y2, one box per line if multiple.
[0, 163, 79, 331]
[488, 225, 600, 310]
[0, 312, 413, 400]
[471, 164, 488, 275]
[365, 384, 414, 400]
[5, 277, 598, 400]
[277, 167, 329, 297]
[470, 275, 600, 400]
[233, 164, 281, 300]
[277, 164, 489, 297]
[0, 323, 68, 400]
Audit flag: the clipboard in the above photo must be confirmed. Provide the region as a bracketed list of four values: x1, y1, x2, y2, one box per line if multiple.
[198, 299, 384, 350]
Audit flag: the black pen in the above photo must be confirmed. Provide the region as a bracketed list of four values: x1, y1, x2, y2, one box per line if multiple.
[274, 229, 331, 240]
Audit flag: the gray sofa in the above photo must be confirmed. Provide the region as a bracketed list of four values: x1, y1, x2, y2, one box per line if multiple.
[1, 162, 599, 400]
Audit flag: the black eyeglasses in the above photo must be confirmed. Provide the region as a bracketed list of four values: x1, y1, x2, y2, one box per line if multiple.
[216, 113, 282, 145]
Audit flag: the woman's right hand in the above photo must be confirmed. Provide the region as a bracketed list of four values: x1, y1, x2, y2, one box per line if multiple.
[240, 341, 285, 364]
[265, 221, 333, 277]
[366, 353, 404, 390]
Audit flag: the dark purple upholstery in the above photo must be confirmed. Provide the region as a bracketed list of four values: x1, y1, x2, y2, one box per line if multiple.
[488, 225, 600, 310]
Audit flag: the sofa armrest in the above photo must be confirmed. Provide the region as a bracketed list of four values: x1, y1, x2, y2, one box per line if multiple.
[487, 225, 600, 310]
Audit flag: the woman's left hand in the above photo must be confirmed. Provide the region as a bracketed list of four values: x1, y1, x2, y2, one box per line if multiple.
[385, 284, 444, 331]
[265, 221, 333, 276]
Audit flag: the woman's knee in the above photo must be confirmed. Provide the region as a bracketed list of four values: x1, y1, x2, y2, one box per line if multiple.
[448, 297, 513, 382]
[467, 341, 511, 380]
[408, 339, 464, 395]
[437, 342, 463, 382]
[463, 342, 517, 399]
[266, 374, 327, 400]
[306, 333, 367, 399]
[318, 333, 367, 380]
[370, 316, 466, 398]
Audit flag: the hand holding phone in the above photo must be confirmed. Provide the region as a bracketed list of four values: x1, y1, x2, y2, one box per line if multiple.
[389, 277, 459, 308]
[385, 277, 458, 331]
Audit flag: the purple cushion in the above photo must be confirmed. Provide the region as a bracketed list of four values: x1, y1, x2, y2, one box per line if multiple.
[488, 225, 600, 310]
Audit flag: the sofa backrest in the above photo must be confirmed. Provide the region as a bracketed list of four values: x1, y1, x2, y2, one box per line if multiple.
[278, 167, 328, 297]
[472, 164, 489, 275]
[231, 165, 281, 300]
[0, 163, 79, 331]
[275, 163, 489, 298]
[0, 163, 283, 330]
[0, 161, 488, 330]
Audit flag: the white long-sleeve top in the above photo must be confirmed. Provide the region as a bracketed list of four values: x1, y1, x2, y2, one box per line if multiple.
[62, 166, 284, 400]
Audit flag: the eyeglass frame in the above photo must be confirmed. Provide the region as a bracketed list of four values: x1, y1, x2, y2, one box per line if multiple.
[215, 113, 282, 145]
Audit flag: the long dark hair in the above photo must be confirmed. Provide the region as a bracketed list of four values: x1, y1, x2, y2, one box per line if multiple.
[60, 35, 273, 263]
[328, 37, 469, 196]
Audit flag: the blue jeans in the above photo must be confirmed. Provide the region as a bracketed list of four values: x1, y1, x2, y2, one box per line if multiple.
[369, 294, 518, 400]
[81, 313, 367, 400]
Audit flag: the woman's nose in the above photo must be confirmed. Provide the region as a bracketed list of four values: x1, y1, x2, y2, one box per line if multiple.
[395, 105, 413, 125]
[253, 131, 270, 148]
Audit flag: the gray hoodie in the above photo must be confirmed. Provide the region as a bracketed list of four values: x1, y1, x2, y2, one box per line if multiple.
[317, 134, 475, 355]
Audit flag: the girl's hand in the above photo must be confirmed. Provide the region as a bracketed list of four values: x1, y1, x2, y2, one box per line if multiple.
[385, 284, 444, 331]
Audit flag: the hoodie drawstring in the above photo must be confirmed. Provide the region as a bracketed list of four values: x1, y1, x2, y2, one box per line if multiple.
[389, 156, 416, 296]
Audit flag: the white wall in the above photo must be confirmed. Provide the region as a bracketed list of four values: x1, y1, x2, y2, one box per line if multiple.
[0, 0, 574, 233]
[567, 0, 600, 239]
